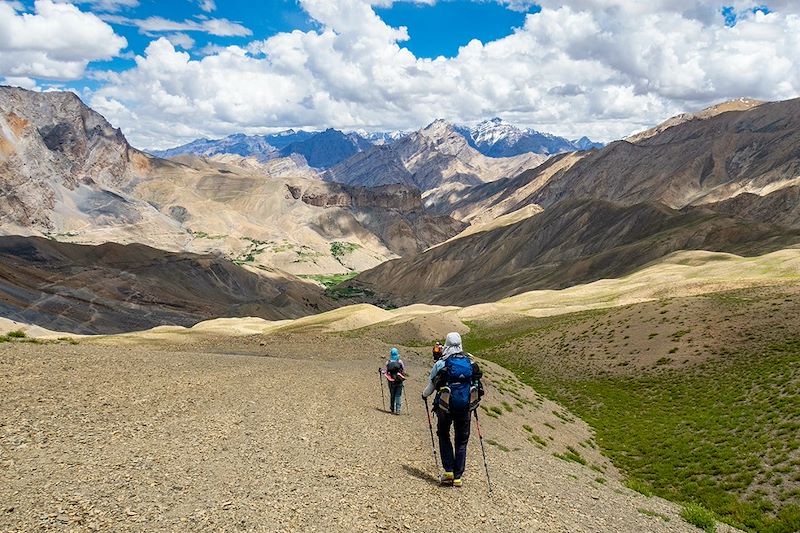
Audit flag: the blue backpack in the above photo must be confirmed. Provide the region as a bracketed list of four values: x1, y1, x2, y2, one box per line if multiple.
[437, 354, 479, 414]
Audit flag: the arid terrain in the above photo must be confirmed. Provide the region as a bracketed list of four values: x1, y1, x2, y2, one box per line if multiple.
[4, 79, 800, 533]
[5, 247, 800, 531]
[1, 334, 739, 533]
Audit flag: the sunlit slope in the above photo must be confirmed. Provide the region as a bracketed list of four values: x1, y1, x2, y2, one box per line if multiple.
[11, 247, 796, 342]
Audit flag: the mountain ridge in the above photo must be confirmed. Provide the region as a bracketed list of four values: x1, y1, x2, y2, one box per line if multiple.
[147, 118, 601, 165]
[456, 117, 603, 157]
[324, 119, 547, 198]
[440, 96, 800, 226]
[351, 197, 800, 306]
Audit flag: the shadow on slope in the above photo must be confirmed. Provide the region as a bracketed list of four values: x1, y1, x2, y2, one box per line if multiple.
[351, 198, 800, 307]
[0, 236, 334, 334]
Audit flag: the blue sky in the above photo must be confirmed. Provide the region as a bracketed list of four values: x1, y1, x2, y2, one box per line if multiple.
[2, 1, 798, 149]
[377, 2, 541, 57]
[93, 0, 540, 63]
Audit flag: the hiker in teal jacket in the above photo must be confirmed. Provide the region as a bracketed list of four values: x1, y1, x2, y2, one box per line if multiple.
[384, 347, 406, 414]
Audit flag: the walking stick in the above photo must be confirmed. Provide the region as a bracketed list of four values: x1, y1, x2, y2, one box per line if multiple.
[424, 397, 438, 473]
[378, 368, 385, 411]
[473, 409, 493, 494]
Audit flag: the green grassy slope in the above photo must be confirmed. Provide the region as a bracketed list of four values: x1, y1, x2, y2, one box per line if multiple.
[460, 286, 800, 532]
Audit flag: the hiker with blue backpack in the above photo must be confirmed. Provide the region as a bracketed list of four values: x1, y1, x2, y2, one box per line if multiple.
[422, 332, 485, 488]
[383, 347, 407, 415]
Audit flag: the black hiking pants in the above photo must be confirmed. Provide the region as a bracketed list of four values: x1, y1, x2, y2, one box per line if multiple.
[436, 408, 471, 479]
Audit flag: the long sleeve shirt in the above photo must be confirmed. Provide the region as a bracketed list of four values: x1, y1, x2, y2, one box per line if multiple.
[422, 358, 446, 398]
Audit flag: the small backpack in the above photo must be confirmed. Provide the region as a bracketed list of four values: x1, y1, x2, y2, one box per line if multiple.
[386, 361, 405, 381]
[432, 344, 443, 361]
[436, 353, 481, 414]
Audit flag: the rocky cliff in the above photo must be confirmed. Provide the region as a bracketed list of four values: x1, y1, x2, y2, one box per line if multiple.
[0, 86, 186, 245]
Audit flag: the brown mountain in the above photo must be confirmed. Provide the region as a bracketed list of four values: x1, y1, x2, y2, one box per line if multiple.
[350, 97, 800, 307]
[445, 97, 800, 226]
[0, 86, 185, 244]
[529, 97, 800, 210]
[323, 119, 545, 198]
[0, 86, 464, 274]
[701, 185, 800, 229]
[290, 182, 466, 257]
[624, 97, 764, 143]
[0, 236, 334, 334]
[351, 198, 800, 306]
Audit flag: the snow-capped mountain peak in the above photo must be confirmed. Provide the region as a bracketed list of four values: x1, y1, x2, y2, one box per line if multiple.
[456, 118, 602, 158]
[472, 117, 526, 147]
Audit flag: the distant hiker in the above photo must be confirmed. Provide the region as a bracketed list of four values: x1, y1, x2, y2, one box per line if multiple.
[432, 341, 443, 361]
[384, 347, 406, 415]
[422, 332, 483, 487]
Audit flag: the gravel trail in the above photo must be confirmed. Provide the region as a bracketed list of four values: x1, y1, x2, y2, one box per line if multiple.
[1, 342, 736, 532]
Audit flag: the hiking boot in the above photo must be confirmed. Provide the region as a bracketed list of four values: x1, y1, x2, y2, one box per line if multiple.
[439, 472, 454, 485]
[453, 478, 462, 488]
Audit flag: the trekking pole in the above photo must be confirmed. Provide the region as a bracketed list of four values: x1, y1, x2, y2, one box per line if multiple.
[473, 409, 493, 494]
[378, 368, 386, 411]
[424, 397, 438, 473]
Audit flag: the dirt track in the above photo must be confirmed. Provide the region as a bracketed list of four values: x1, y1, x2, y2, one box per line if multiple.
[1, 340, 736, 532]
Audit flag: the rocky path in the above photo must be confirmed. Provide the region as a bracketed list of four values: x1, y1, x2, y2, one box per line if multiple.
[1, 342, 735, 532]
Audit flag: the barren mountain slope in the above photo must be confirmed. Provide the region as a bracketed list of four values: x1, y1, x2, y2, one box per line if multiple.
[138, 155, 395, 272]
[528, 97, 800, 210]
[0, 86, 187, 246]
[442, 151, 587, 223]
[701, 184, 800, 228]
[131, 158, 463, 272]
[439, 97, 799, 229]
[626, 97, 764, 143]
[205, 153, 318, 179]
[351, 198, 800, 306]
[0, 337, 733, 533]
[295, 181, 466, 257]
[0, 236, 334, 334]
[0, 87, 465, 274]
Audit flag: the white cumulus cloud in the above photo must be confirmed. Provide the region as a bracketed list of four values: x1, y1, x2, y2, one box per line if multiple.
[2, 75, 40, 90]
[89, 0, 800, 149]
[0, 0, 127, 80]
[164, 33, 195, 50]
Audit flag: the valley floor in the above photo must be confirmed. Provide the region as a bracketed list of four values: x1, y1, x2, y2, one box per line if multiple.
[0, 338, 731, 532]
